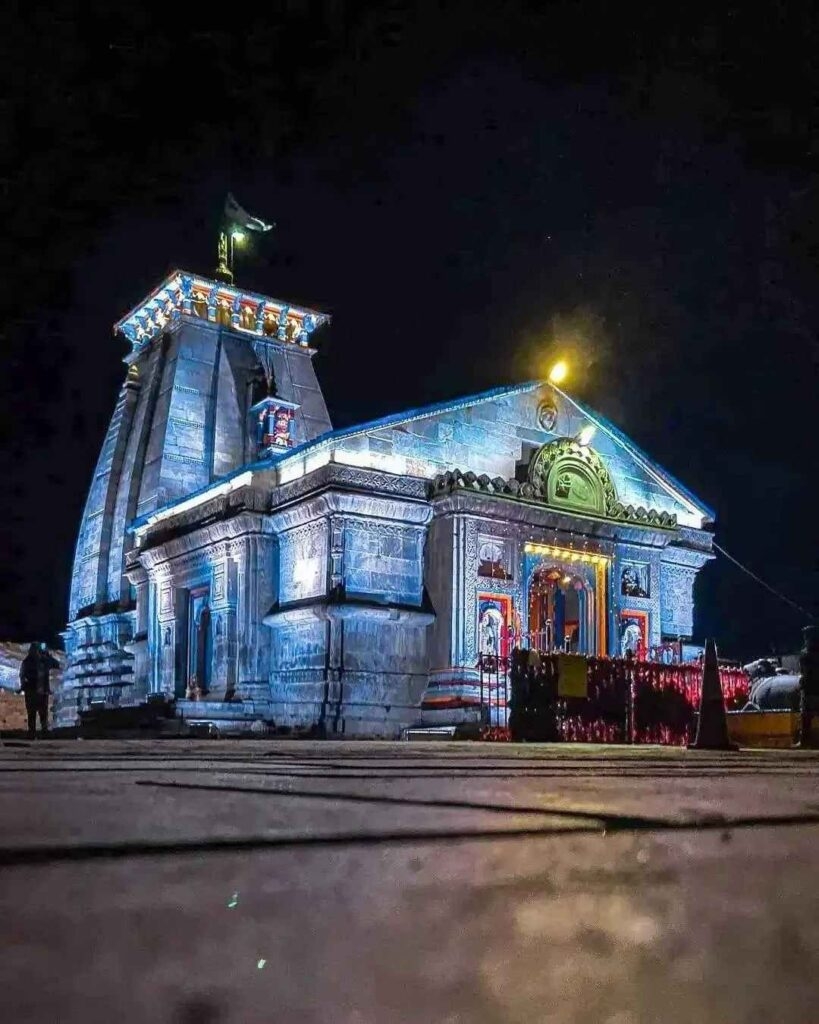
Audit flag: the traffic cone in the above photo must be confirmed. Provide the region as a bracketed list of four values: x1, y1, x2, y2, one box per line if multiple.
[689, 638, 738, 750]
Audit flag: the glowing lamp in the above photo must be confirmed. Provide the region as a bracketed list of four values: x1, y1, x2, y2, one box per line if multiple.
[577, 425, 596, 446]
[548, 360, 568, 385]
[231, 230, 247, 244]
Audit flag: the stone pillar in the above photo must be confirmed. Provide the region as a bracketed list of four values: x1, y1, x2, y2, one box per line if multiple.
[329, 516, 345, 595]
[424, 511, 475, 705]
[236, 532, 277, 700]
[154, 574, 179, 698]
[123, 560, 151, 703]
[210, 547, 238, 699]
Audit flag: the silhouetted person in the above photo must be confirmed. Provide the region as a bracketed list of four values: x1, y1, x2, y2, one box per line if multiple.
[18, 643, 54, 738]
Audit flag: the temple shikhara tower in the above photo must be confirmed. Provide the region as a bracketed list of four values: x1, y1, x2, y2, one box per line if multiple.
[60, 268, 715, 734]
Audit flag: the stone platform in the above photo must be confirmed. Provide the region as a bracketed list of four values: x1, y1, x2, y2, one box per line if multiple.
[1, 739, 819, 1022]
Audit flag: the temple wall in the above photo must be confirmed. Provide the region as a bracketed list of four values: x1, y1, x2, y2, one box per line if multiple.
[343, 519, 424, 606]
[612, 542, 663, 651]
[278, 521, 329, 603]
[265, 491, 433, 736]
[660, 549, 707, 638]
[270, 345, 332, 444]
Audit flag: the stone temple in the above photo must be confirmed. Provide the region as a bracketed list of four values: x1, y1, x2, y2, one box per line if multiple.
[58, 270, 715, 735]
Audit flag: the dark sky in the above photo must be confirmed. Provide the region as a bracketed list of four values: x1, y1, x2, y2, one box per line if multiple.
[1, 2, 817, 658]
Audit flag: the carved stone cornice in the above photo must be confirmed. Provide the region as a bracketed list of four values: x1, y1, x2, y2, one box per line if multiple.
[270, 488, 431, 533]
[135, 481, 275, 547]
[115, 269, 329, 355]
[660, 544, 714, 569]
[431, 490, 679, 548]
[263, 598, 434, 629]
[137, 511, 269, 572]
[431, 459, 679, 530]
[273, 462, 429, 513]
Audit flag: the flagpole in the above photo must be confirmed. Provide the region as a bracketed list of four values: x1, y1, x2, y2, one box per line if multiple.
[215, 230, 233, 283]
[216, 194, 275, 284]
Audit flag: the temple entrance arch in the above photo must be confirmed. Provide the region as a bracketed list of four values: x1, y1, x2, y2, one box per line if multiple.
[525, 556, 603, 655]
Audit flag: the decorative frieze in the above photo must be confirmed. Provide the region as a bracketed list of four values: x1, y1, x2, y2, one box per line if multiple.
[431, 465, 678, 529]
[115, 271, 330, 355]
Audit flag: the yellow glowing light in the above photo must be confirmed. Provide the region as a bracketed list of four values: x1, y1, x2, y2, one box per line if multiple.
[231, 230, 247, 244]
[561, 575, 571, 584]
[577, 425, 596, 446]
[548, 360, 568, 385]
[524, 540, 610, 563]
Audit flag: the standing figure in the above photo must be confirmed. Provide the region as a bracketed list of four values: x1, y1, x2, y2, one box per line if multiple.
[19, 643, 55, 739]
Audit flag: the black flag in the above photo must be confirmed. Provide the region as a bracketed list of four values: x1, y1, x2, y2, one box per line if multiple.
[224, 193, 275, 233]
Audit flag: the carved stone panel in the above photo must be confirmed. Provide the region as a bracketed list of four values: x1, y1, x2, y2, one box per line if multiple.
[278, 520, 329, 603]
[660, 563, 698, 637]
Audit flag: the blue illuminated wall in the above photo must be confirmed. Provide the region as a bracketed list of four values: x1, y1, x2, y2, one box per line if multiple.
[59, 274, 332, 727]
[343, 520, 424, 607]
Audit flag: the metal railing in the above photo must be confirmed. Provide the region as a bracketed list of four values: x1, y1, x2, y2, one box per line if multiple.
[478, 650, 750, 745]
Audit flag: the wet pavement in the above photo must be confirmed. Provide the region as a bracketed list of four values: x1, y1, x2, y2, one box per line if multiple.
[1, 739, 818, 1022]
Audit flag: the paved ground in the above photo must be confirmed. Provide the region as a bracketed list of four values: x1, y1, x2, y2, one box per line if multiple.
[2, 739, 819, 1023]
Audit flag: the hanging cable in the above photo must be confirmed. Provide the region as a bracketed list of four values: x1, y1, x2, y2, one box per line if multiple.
[713, 542, 816, 622]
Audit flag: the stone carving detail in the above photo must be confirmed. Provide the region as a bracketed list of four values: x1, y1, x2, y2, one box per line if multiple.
[430, 444, 678, 530]
[528, 438, 616, 515]
[477, 535, 514, 581]
[276, 463, 428, 508]
[660, 563, 697, 636]
[330, 517, 345, 591]
[212, 563, 227, 604]
[278, 520, 328, 602]
[463, 518, 479, 663]
[116, 272, 330, 354]
[537, 400, 558, 432]
[158, 586, 174, 620]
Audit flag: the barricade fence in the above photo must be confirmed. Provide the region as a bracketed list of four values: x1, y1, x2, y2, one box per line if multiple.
[477, 651, 750, 745]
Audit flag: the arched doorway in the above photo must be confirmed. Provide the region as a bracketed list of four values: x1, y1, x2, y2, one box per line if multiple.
[527, 564, 593, 654]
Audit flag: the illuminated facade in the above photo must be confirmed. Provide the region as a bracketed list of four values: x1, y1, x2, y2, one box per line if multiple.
[58, 271, 715, 735]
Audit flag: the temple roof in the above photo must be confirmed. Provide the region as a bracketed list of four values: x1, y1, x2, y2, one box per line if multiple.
[113, 269, 331, 354]
[270, 380, 716, 523]
[131, 380, 716, 534]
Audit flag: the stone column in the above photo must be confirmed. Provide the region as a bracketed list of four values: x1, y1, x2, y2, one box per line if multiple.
[153, 573, 179, 698]
[210, 545, 238, 699]
[123, 559, 151, 702]
[236, 532, 277, 700]
[424, 511, 474, 703]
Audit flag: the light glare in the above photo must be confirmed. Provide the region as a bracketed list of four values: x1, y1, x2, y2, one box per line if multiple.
[548, 360, 568, 384]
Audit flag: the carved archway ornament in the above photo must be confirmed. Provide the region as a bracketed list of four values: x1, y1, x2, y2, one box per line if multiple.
[528, 438, 615, 515]
[526, 437, 678, 528]
[429, 436, 678, 528]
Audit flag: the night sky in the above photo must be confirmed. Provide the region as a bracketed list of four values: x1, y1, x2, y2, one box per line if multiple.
[1, 3, 817, 659]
